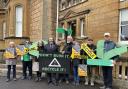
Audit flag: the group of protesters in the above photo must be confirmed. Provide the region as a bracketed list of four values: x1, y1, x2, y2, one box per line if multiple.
[4, 32, 117, 89]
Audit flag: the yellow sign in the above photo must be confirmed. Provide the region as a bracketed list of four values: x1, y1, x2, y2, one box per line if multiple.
[81, 43, 96, 59]
[3, 51, 15, 59]
[71, 48, 81, 59]
[78, 65, 87, 77]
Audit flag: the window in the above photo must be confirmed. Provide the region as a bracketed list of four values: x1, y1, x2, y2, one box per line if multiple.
[3, 22, 6, 39]
[80, 18, 85, 37]
[67, 0, 72, 7]
[15, 5, 23, 37]
[119, 9, 128, 43]
[58, 23, 65, 39]
[120, 0, 126, 2]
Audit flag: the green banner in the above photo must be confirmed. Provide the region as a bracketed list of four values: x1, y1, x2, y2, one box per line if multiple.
[87, 59, 113, 66]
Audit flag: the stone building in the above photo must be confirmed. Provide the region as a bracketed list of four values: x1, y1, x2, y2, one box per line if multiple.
[58, 0, 128, 44]
[0, 0, 57, 49]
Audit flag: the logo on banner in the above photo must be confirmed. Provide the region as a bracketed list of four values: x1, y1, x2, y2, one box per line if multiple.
[49, 58, 61, 67]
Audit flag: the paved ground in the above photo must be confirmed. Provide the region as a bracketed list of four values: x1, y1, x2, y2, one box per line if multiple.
[0, 77, 102, 89]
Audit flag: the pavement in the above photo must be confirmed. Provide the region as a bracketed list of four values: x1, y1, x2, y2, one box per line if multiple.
[0, 77, 102, 89]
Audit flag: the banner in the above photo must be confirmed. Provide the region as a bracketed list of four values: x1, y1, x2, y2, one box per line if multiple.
[87, 59, 114, 66]
[39, 52, 70, 74]
[81, 43, 96, 59]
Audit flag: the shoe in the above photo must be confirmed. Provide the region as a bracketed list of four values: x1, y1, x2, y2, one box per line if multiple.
[35, 78, 39, 82]
[90, 82, 94, 86]
[84, 81, 88, 85]
[66, 80, 69, 84]
[76, 82, 79, 86]
[48, 81, 52, 85]
[13, 78, 17, 81]
[100, 86, 106, 89]
[72, 81, 76, 85]
[6, 79, 10, 82]
[38, 77, 41, 81]
[28, 76, 32, 80]
[106, 87, 112, 89]
[21, 76, 26, 80]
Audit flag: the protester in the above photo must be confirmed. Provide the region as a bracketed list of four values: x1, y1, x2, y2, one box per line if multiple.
[100, 32, 118, 89]
[60, 36, 73, 84]
[44, 37, 59, 86]
[21, 41, 32, 80]
[33, 41, 44, 82]
[72, 41, 81, 86]
[4, 42, 17, 82]
[84, 38, 96, 86]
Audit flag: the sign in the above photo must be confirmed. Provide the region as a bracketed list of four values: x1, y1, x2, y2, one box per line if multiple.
[4, 48, 16, 59]
[16, 45, 25, 56]
[87, 59, 114, 66]
[71, 48, 81, 59]
[39, 52, 70, 74]
[81, 43, 96, 59]
[78, 64, 87, 76]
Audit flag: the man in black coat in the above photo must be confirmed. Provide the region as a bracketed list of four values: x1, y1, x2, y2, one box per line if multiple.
[44, 37, 59, 86]
[60, 36, 73, 84]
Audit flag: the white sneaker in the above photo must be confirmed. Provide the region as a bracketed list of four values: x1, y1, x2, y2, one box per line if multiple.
[91, 82, 94, 86]
[84, 81, 88, 85]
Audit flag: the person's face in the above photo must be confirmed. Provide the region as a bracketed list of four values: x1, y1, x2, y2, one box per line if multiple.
[87, 40, 93, 45]
[10, 44, 14, 48]
[49, 38, 54, 44]
[67, 38, 72, 43]
[104, 35, 110, 41]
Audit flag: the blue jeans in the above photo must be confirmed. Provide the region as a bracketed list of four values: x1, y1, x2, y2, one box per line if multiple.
[73, 66, 79, 83]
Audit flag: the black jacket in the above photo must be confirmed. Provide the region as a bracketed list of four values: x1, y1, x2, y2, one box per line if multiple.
[63, 42, 73, 56]
[44, 43, 59, 53]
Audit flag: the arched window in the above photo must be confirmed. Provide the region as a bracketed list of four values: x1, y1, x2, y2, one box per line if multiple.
[15, 5, 23, 37]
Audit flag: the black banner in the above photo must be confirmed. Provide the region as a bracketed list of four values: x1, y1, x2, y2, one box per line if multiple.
[39, 52, 70, 74]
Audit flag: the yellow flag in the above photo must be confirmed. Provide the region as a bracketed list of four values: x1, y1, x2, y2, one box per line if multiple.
[71, 48, 81, 59]
[81, 43, 96, 59]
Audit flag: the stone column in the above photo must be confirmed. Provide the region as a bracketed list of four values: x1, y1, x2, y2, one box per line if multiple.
[76, 18, 80, 37]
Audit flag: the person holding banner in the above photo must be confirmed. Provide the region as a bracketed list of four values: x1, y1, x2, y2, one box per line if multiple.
[100, 33, 117, 89]
[44, 37, 59, 86]
[60, 36, 73, 84]
[81, 38, 96, 86]
[21, 41, 32, 80]
[4, 42, 18, 82]
[33, 41, 44, 82]
[71, 41, 81, 86]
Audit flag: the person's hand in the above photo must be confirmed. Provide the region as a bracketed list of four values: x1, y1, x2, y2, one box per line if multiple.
[61, 51, 65, 54]
[113, 60, 116, 65]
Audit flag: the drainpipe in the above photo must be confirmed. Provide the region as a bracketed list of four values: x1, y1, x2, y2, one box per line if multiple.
[56, 0, 59, 43]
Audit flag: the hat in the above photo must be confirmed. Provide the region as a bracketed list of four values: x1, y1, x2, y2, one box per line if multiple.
[104, 32, 110, 36]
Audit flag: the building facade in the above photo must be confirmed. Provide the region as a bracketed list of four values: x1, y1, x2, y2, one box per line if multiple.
[0, 0, 57, 49]
[58, 0, 128, 45]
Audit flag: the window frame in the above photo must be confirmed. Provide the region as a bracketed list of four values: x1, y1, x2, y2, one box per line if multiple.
[119, 9, 128, 44]
[15, 5, 23, 37]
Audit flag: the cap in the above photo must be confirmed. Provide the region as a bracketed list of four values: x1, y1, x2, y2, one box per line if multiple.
[104, 32, 110, 36]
